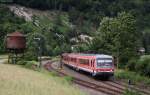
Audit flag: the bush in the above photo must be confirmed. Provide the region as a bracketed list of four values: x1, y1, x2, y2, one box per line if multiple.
[115, 69, 150, 85]
[115, 70, 137, 82]
[24, 51, 37, 61]
[17, 60, 28, 65]
[17, 60, 39, 70]
[126, 58, 137, 71]
[145, 63, 150, 76]
[135, 56, 150, 76]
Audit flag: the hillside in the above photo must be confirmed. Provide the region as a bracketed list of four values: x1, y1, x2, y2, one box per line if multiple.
[0, 1, 150, 76]
[0, 63, 85, 95]
[0, 2, 150, 95]
[12, 0, 150, 56]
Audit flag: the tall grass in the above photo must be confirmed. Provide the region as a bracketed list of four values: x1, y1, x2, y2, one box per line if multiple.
[0, 63, 86, 95]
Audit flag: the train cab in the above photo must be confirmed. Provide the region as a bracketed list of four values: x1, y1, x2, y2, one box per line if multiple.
[92, 55, 114, 77]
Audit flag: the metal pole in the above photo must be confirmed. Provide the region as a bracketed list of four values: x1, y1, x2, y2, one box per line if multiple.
[34, 37, 41, 68]
[39, 46, 42, 68]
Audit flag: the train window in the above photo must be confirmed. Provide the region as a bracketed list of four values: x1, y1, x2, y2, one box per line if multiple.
[73, 58, 76, 62]
[70, 57, 76, 62]
[79, 59, 89, 65]
[97, 58, 112, 60]
[96, 59, 113, 68]
[74, 58, 77, 62]
[65, 57, 68, 61]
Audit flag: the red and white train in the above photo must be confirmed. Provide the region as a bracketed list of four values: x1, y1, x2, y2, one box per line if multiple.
[61, 53, 114, 77]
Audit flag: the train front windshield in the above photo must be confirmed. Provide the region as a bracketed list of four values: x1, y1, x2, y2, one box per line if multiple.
[96, 58, 113, 68]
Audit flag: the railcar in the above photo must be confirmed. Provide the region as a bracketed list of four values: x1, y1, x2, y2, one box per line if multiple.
[62, 53, 114, 77]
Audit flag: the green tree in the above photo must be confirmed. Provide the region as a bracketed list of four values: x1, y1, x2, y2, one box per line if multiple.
[95, 12, 139, 66]
[142, 29, 150, 54]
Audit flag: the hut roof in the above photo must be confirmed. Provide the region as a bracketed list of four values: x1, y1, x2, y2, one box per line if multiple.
[7, 32, 25, 37]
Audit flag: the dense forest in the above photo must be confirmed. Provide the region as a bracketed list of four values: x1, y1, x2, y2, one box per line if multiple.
[13, 0, 150, 29]
[13, 0, 150, 54]
[0, 0, 150, 70]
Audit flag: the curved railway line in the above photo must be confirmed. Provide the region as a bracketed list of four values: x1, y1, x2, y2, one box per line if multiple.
[43, 61, 150, 95]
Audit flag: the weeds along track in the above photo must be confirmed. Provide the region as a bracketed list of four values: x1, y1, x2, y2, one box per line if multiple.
[102, 81, 150, 95]
[43, 61, 150, 95]
[111, 81, 150, 95]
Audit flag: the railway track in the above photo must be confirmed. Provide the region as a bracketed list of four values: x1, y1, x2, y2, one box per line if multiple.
[44, 61, 124, 95]
[73, 78, 123, 95]
[44, 61, 150, 95]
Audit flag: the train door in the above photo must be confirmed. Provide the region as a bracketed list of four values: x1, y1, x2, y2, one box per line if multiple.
[89, 59, 94, 70]
[90, 59, 92, 69]
[91, 59, 96, 76]
[75, 58, 80, 71]
[88, 59, 91, 69]
[90, 59, 93, 69]
[92, 59, 95, 69]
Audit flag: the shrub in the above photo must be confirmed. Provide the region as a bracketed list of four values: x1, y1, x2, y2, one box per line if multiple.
[115, 69, 150, 85]
[17, 60, 27, 65]
[126, 58, 137, 71]
[135, 56, 150, 76]
[24, 51, 37, 61]
[145, 61, 150, 77]
[17, 60, 39, 70]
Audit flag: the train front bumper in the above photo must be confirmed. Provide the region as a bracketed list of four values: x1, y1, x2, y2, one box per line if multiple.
[93, 71, 114, 76]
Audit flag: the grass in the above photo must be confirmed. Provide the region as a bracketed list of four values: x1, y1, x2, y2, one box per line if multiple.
[0, 54, 8, 59]
[140, 55, 150, 60]
[123, 89, 141, 95]
[0, 63, 86, 95]
[51, 56, 60, 61]
[0, 55, 8, 64]
[115, 69, 150, 85]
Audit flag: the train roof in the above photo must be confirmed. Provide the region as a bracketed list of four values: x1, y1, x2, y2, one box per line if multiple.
[95, 54, 113, 59]
[80, 54, 113, 58]
[66, 53, 113, 59]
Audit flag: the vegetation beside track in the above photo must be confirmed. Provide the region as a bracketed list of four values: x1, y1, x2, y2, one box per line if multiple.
[115, 69, 150, 95]
[0, 63, 86, 95]
[114, 55, 150, 86]
[115, 69, 150, 85]
[126, 55, 150, 77]
[123, 89, 141, 95]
